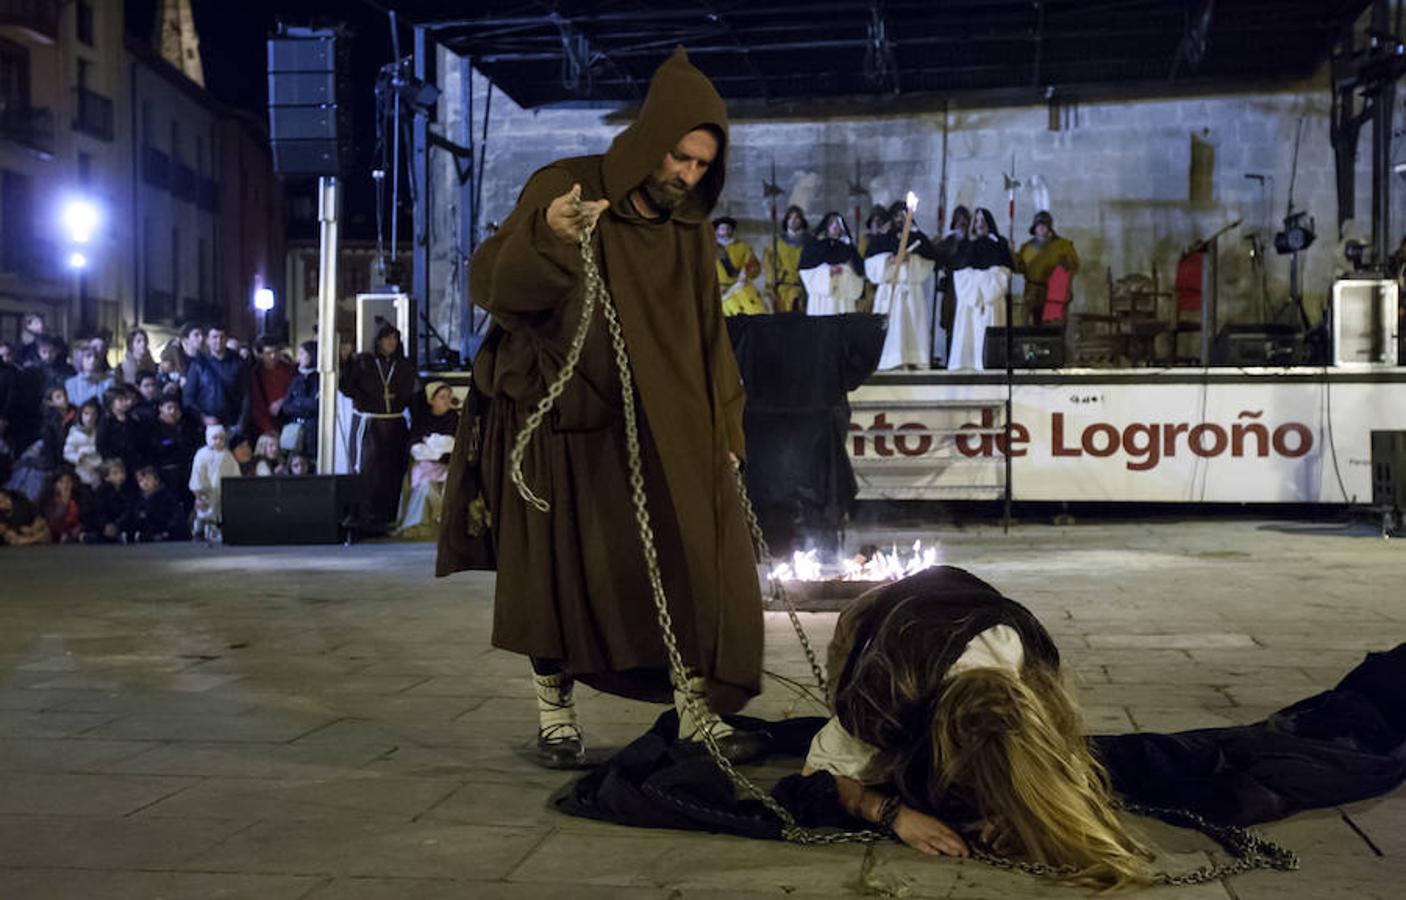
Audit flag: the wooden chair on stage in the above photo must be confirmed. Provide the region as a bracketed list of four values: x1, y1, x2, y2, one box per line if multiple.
[1108, 267, 1169, 367]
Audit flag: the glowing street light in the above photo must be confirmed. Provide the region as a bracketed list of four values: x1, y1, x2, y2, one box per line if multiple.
[67, 251, 89, 270]
[253, 287, 275, 311]
[61, 197, 101, 244]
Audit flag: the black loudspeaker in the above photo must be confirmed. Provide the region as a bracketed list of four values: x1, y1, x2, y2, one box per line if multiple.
[1211, 323, 1302, 366]
[983, 326, 1066, 369]
[222, 475, 366, 545]
[267, 26, 349, 176]
[1372, 431, 1406, 515]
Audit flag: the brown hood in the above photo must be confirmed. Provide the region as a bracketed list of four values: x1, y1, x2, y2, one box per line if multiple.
[603, 47, 728, 225]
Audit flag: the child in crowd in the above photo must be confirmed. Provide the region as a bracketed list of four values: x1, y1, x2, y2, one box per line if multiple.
[132, 466, 188, 542]
[0, 488, 50, 545]
[287, 453, 311, 476]
[63, 399, 103, 489]
[97, 386, 142, 473]
[253, 432, 282, 476]
[188, 425, 239, 541]
[41, 470, 82, 543]
[85, 458, 137, 543]
[229, 434, 257, 477]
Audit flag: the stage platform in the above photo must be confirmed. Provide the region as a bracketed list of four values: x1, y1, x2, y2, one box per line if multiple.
[850, 366, 1406, 504]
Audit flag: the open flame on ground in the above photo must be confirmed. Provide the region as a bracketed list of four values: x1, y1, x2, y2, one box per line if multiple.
[768, 540, 940, 583]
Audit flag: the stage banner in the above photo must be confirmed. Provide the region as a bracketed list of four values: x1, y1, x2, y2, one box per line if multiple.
[848, 375, 1406, 503]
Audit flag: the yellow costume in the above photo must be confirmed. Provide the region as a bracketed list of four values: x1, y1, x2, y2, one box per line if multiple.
[717, 239, 766, 316]
[763, 234, 806, 313]
[1015, 235, 1079, 325]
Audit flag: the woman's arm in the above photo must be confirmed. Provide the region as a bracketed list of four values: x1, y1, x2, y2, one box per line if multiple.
[816, 771, 968, 858]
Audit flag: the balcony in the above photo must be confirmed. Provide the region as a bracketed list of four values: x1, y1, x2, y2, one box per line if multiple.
[0, 0, 60, 44]
[0, 104, 54, 156]
[73, 86, 114, 141]
[172, 163, 196, 202]
[142, 146, 170, 189]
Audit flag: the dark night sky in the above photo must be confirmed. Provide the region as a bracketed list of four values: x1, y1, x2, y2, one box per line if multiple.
[126, 0, 411, 239]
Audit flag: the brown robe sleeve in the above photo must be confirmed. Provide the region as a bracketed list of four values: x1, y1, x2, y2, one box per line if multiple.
[470, 165, 585, 322]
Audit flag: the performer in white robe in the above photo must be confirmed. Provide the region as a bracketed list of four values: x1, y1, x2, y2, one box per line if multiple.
[866, 202, 939, 370]
[947, 208, 1015, 371]
[798, 212, 865, 316]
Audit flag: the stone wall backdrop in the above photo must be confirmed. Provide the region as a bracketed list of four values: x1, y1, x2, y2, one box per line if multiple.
[428, 53, 1404, 356]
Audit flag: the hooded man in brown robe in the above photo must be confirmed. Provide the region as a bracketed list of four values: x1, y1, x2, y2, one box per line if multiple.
[436, 48, 765, 767]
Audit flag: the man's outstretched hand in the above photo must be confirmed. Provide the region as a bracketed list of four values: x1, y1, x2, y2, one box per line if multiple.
[547, 184, 610, 243]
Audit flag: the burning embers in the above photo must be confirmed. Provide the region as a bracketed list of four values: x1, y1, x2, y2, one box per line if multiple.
[769, 540, 940, 583]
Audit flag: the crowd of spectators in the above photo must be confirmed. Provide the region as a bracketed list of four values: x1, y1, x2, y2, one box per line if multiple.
[0, 315, 322, 546]
[0, 314, 462, 548]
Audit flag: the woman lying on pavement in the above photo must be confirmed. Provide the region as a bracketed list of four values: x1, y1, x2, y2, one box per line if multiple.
[800, 565, 1155, 889]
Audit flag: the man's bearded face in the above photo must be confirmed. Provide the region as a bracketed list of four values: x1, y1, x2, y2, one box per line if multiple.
[642, 128, 718, 213]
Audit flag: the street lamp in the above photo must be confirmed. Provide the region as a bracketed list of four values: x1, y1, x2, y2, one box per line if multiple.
[253, 287, 275, 311]
[61, 197, 101, 244]
[67, 251, 88, 270]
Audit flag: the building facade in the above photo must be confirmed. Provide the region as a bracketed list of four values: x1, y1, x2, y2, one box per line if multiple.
[0, 1, 283, 358]
[0, 0, 124, 346]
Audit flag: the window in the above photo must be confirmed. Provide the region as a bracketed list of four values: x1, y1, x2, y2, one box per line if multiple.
[76, 1, 95, 47]
[1, 170, 33, 275]
[77, 58, 90, 90]
[77, 151, 91, 184]
[0, 38, 30, 113]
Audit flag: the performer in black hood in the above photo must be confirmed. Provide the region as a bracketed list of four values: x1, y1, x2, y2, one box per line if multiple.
[799, 212, 865, 315]
[339, 322, 416, 532]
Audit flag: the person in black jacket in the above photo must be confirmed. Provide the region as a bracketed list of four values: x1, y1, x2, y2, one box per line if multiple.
[340, 324, 415, 532]
[96, 386, 144, 473]
[83, 458, 138, 543]
[182, 326, 249, 430]
[131, 466, 189, 541]
[146, 395, 202, 507]
[278, 341, 320, 459]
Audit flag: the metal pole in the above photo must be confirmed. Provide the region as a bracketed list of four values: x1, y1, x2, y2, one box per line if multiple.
[315, 176, 341, 475]
[411, 24, 431, 369]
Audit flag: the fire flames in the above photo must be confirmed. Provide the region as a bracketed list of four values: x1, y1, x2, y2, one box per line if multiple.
[768, 540, 939, 583]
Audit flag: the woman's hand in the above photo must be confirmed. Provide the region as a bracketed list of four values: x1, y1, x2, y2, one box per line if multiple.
[892, 806, 969, 858]
[546, 184, 609, 243]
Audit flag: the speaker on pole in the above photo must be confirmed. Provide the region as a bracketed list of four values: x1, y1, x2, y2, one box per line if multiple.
[267, 25, 350, 177]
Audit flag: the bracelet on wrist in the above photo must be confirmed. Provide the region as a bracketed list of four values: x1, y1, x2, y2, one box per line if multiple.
[876, 795, 902, 833]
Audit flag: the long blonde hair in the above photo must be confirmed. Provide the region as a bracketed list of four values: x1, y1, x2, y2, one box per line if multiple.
[933, 666, 1156, 891]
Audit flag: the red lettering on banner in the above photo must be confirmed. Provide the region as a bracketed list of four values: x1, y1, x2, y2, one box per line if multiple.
[956, 408, 995, 456]
[850, 408, 1314, 471]
[894, 423, 934, 456]
[1052, 412, 1081, 457]
[1273, 423, 1312, 457]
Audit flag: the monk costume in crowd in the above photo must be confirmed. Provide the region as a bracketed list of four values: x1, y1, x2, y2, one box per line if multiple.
[437, 48, 766, 768]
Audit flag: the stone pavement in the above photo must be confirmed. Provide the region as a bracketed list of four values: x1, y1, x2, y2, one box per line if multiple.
[0, 518, 1401, 899]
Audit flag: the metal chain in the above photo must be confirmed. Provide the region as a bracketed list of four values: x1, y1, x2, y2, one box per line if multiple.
[504, 198, 1300, 880]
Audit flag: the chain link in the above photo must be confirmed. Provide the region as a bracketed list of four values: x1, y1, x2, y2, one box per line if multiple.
[503, 198, 1300, 882]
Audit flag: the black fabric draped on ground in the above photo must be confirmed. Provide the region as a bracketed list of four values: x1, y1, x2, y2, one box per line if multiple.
[726, 314, 885, 556]
[551, 644, 1406, 836]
